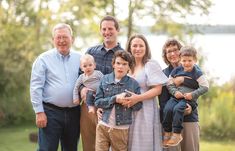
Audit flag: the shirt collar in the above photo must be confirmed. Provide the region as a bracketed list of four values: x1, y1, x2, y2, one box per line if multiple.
[101, 42, 122, 53]
[106, 72, 129, 85]
[55, 48, 71, 59]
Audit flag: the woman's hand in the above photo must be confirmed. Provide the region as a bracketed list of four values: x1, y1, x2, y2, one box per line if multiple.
[116, 93, 126, 104]
[184, 103, 192, 115]
[122, 91, 140, 108]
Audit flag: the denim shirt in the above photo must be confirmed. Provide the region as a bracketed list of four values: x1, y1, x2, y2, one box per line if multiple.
[95, 72, 142, 125]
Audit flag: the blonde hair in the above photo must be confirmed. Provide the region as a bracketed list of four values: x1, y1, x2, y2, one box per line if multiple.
[80, 54, 96, 66]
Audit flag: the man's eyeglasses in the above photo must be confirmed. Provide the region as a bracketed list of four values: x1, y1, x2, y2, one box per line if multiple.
[54, 36, 69, 41]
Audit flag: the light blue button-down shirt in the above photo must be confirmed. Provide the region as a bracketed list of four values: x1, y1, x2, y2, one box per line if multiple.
[30, 48, 81, 113]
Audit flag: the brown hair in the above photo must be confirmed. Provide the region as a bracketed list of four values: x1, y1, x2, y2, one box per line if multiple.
[180, 46, 197, 60]
[162, 38, 182, 65]
[112, 50, 135, 71]
[126, 34, 151, 65]
[100, 15, 119, 31]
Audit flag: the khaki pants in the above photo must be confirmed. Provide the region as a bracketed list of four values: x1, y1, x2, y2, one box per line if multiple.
[80, 103, 98, 151]
[181, 122, 200, 151]
[96, 123, 128, 151]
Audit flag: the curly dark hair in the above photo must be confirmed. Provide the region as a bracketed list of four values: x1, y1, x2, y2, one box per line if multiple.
[112, 50, 135, 71]
[162, 38, 182, 65]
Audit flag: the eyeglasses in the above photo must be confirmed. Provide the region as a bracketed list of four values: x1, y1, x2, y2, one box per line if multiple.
[54, 36, 69, 41]
[166, 49, 179, 55]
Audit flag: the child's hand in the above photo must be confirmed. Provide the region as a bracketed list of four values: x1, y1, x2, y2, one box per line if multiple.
[184, 93, 193, 100]
[174, 91, 184, 99]
[116, 93, 126, 104]
[73, 99, 80, 105]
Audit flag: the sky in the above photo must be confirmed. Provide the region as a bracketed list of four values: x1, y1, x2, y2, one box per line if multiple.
[116, 0, 235, 26]
[185, 0, 235, 25]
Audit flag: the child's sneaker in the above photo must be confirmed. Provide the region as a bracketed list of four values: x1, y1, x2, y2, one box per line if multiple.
[167, 133, 183, 147]
[162, 132, 171, 148]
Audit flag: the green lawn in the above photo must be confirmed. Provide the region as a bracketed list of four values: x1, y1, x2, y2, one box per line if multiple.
[0, 124, 234, 151]
[0, 124, 82, 151]
[201, 139, 235, 151]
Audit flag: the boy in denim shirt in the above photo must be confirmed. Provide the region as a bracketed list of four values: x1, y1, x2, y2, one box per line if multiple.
[95, 50, 142, 151]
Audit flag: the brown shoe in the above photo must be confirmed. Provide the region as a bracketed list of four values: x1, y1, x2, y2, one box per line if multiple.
[162, 132, 171, 148]
[166, 133, 183, 147]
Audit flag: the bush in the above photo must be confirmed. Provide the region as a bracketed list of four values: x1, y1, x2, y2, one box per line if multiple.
[199, 91, 235, 140]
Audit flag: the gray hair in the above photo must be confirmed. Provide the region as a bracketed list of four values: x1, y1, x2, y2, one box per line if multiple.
[52, 23, 73, 37]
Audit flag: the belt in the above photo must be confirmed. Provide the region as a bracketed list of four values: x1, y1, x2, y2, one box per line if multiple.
[43, 102, 79, 111]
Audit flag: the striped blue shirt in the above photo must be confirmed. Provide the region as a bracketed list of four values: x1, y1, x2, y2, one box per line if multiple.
[30, 48, 81, 113]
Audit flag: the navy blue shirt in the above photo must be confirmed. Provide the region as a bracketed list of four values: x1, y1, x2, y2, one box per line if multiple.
[158, 65, 199, 122]
[86, 43, 123, 75]
[170, 65, 203, 80]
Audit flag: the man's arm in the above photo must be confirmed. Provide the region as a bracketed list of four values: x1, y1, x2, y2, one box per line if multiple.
[30, 57, 47, 128]
[30, 57, 46, 113]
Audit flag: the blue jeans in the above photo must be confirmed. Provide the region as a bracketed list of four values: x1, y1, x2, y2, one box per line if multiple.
[37, 103, 80, 151]
[86, 90, 95, 106]
[162, 98, 186, 133]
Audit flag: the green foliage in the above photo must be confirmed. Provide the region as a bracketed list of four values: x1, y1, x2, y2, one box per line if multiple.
[0, 23, 36, 126]
[199, 83, 235, 140]
[0, 0, 214, 129]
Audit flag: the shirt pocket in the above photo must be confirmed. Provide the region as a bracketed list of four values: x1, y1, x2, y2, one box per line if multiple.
[102, 83, 115, 97]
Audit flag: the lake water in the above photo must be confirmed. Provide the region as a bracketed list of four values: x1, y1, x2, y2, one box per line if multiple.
[120, 34, 235, 85]
[80, 34, 235, 85]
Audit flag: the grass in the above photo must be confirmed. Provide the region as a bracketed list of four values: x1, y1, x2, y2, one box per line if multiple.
[0, 124, 234, 151]
[0, 124, 37, 151]
[200, 139, 235, 151]
[0, 124, 82, 151]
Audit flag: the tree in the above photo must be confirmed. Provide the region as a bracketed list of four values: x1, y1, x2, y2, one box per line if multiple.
[0, 0, 212, 126]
